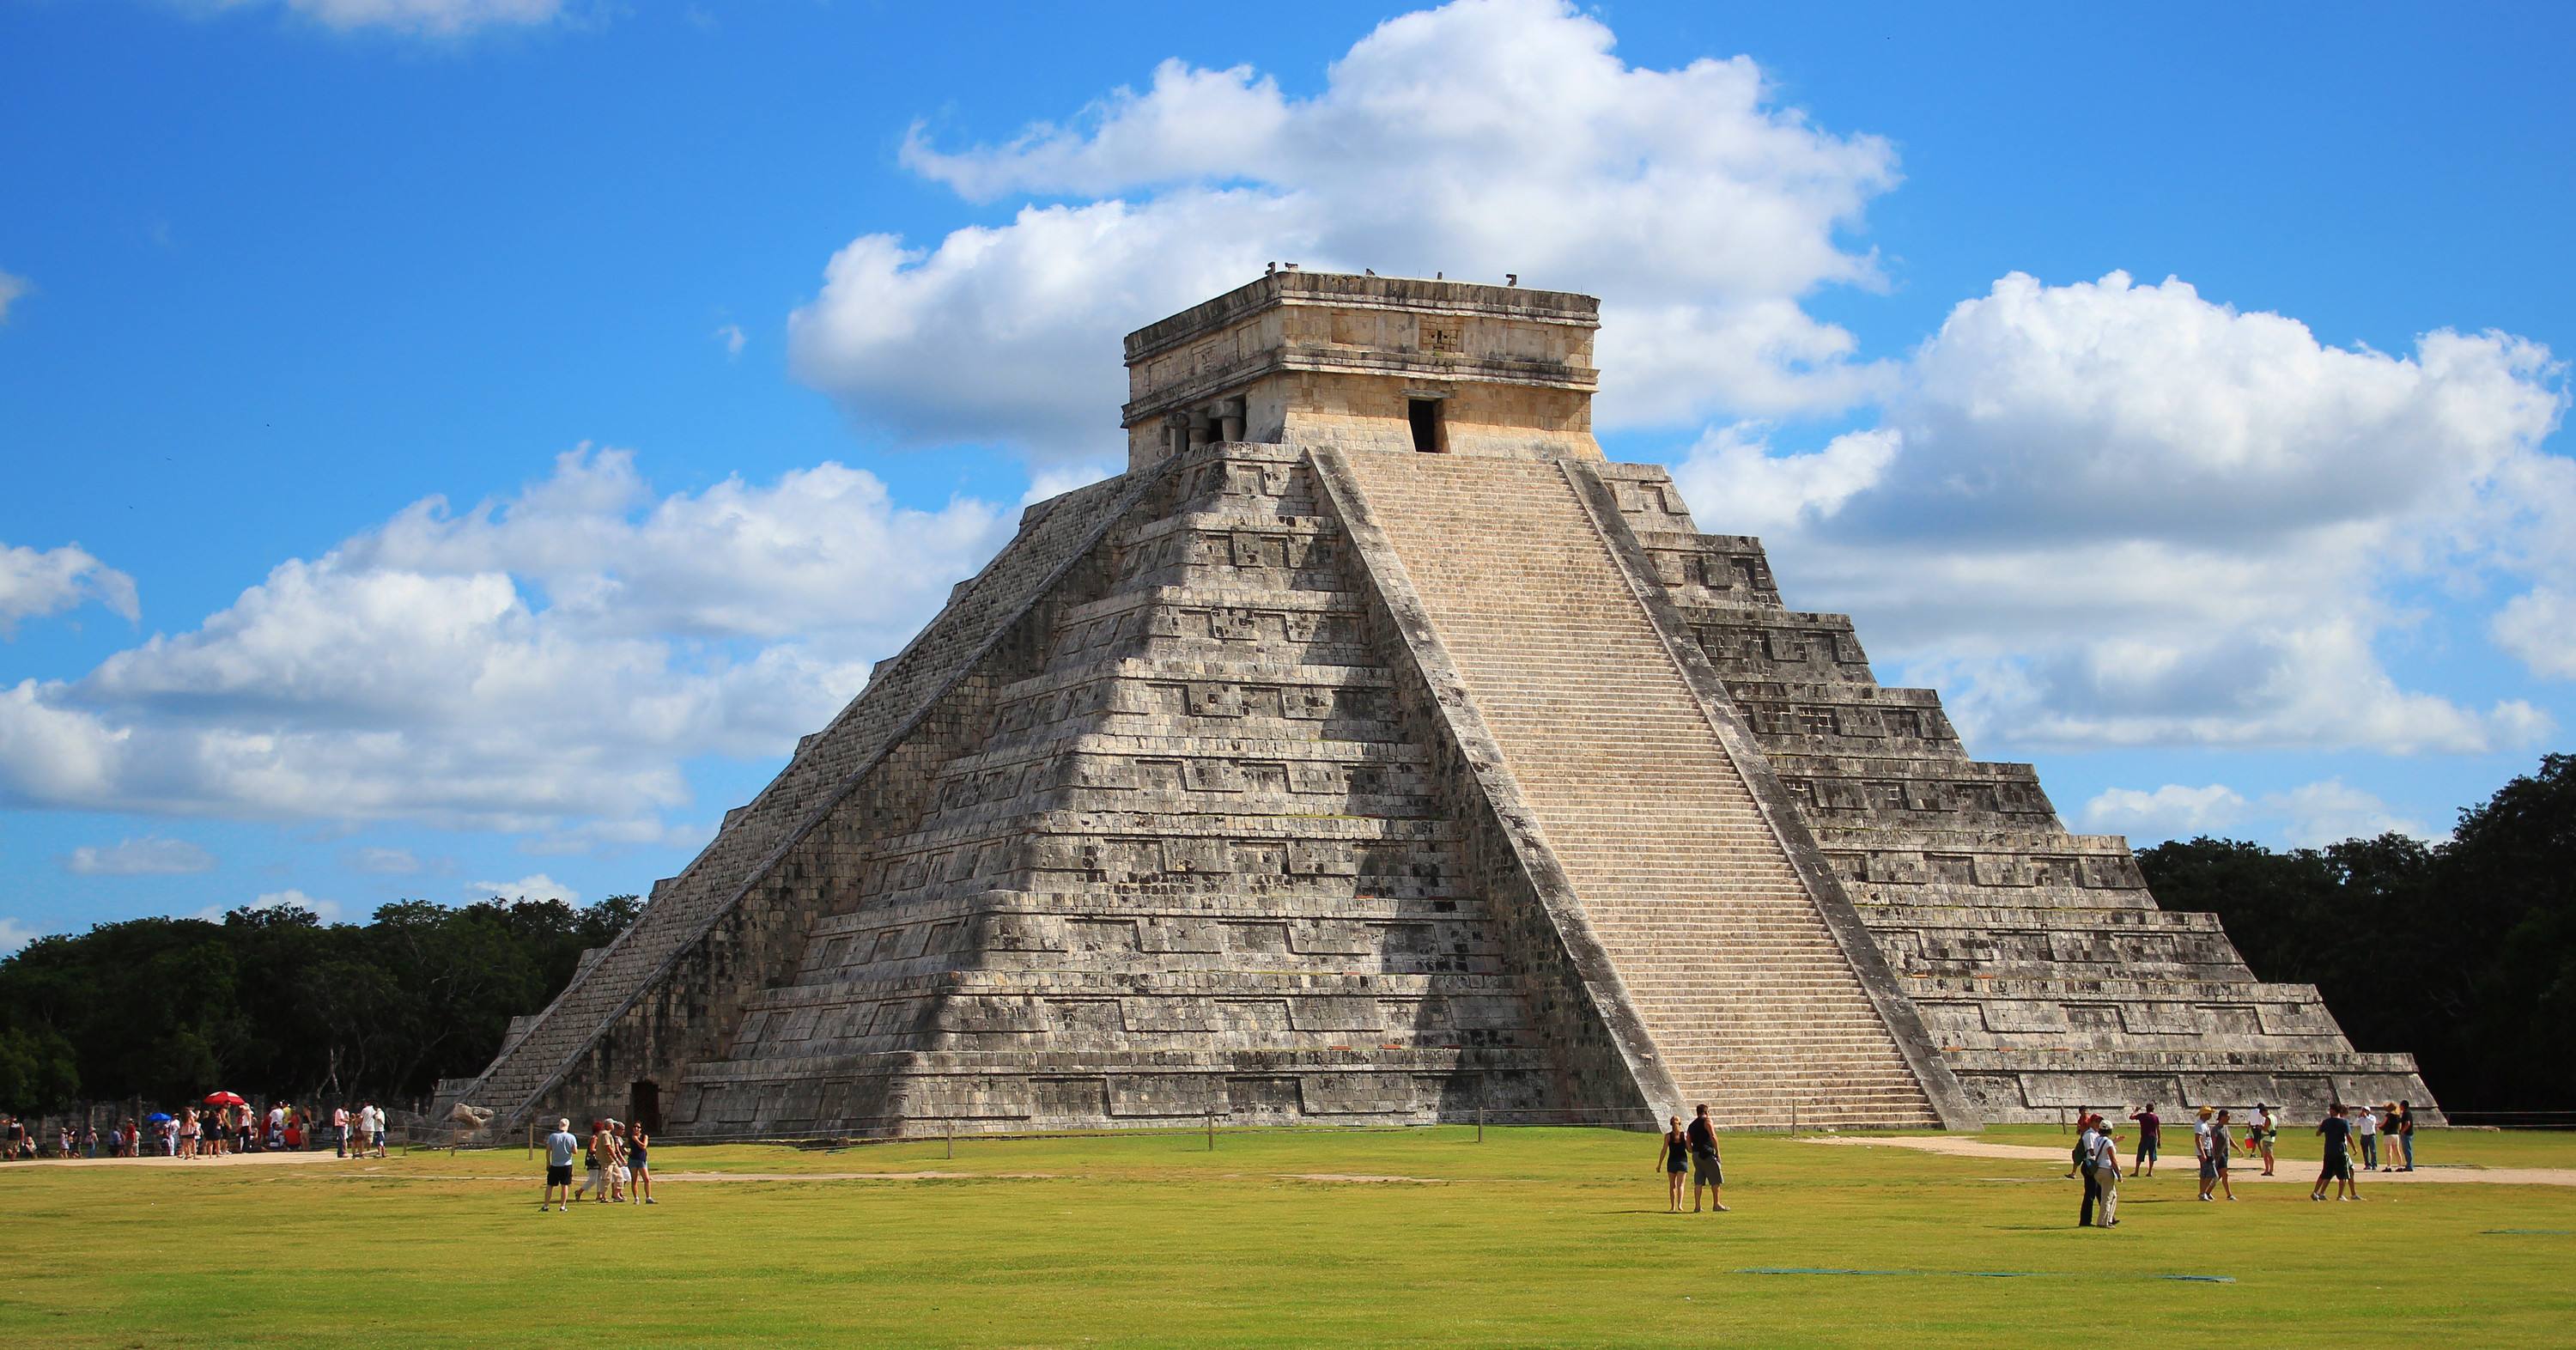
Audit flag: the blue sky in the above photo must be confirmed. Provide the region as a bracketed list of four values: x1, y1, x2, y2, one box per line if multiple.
[3, 0, 2570, 943]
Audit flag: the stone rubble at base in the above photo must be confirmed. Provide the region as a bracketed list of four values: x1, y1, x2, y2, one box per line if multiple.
[434, 272, 2436, 1140]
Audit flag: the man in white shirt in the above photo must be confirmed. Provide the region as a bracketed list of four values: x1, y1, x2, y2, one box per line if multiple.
[541, 1117, 580, 1212]
[2356, 1105, 2380, 1171]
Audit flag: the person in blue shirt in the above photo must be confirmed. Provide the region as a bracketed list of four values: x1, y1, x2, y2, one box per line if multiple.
[2312, 1103, 2362, 1202]
[541, 1117, 580, 1213]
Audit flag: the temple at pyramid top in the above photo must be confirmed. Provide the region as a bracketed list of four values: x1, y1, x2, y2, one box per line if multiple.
[1122, 271, 1603, 468]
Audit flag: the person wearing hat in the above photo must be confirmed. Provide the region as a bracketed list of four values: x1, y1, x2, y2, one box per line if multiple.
[541, 1118, 580, 1212]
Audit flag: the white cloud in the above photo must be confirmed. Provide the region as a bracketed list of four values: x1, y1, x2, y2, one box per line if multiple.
[2083, 778, 2433, 848]
[2263, 779, 2433, 848]
[0, 918, 50, 953]
[1022, 461, 1118, 508]
[1727, 271, 2567, 755]
[0, 447, 1011, 843]
[467, 873, 576, 903]
[2492, 586, 2576, 678]
[2081, 783, 2249, 839]
[0, 541, 141, 638]
[791, 0, 1899, 459]
[0, 269, 27, 323]
[714, 323, 746, 358]
[204, 0, 565, 37]
[345, 845, 421, 873]
[64, 836, 217, 876]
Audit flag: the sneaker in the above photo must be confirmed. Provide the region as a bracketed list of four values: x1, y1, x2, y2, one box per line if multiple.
[644, 1198, 656, 1205]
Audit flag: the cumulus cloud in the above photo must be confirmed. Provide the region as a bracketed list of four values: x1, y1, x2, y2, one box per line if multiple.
[791, 0, 1899, 459]
[345, 846, 421, 873]
[64, 836, 217, 876]
[0, 918, 46, 954]
[0, 447, 1010, 843]
[2081, 784, 2250, 839]
[1698, 271, 2567, 755]
[0, 269, 27, 323]
[2086, 778, 2432, 848]
[0, 542, 141, 638]
[201, 0, 565, 37]
[467, 873, 576, 903]
[714, 323, 746, 358]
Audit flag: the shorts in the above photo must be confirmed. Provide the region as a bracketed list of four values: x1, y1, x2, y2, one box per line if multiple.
[372, 1132, 386, 1147]
[2199, 1156, 2217, 1180]
[2322, 1153, 2352, 1181]
[1692, 1152, 1722, 1185]
[2137, 1139, 2159, 1160]
[547, 1164, 573, 1186]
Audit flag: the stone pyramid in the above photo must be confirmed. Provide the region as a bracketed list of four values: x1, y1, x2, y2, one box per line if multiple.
[437, 271, 2435, 1137]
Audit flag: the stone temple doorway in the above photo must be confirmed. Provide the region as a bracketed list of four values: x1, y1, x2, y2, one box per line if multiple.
[629, 1080, 662, 1134]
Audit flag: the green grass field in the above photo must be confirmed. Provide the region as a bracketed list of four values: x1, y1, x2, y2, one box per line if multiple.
[2, 1127, 2568, 1347]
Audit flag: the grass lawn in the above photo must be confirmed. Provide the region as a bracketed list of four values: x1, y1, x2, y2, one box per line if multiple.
[1, 1126, 2568, 1347]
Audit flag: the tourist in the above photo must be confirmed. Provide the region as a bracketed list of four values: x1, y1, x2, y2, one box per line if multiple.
[332, 1105, 349, 1158]
[2392, 1102, 2415, 1171]
[2248, 1104, 2278, 1175]
[2089, 1121, 2123, 1227]
[2127, 1104, 2160, 1177]
[2193, 1106, 2218, 1201]
[366, 1101, 388, 1158]
[58, 1123, 75, 1158]
[1655, 1115, 1689, 1213]
[81, 1122, 97, 1158]
[577, 1120, 609, 1201]
[2075, 1115, 2104, 1225]
[629, 1126, 654, 1206]
[180, 1108, 201, 1158]
[2208, 1110, 2238, 1201]
[608, 1123, 631, 1203]
[542, 1117, 579, 1212]
[2312, 1103, 2361, 1201]
[1685, 1104, 1727, 1213]
[2355, 1104, 2380, 1171]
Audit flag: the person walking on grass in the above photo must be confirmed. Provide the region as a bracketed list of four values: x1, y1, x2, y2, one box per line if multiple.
[1656, 1116, 1690, 1213]
[2193, 1106, 2218, 1201]
[2312, 1104, 2362, 1201]
[628, 1126, 655, 1206]
[2075, 1115, 2104, 1225]
[2208, 1110, 2239, 1201]
[2249, 1104, 2279, 1175]
[1685, 1104, 1728, 1212]
[2089, 1122, 2123, 1227]
[541, 1118, 579, 1212]
[2127, 1104, 2160, 1177]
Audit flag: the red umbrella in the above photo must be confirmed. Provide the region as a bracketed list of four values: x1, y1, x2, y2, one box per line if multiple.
[204, 1091, 246, 1107]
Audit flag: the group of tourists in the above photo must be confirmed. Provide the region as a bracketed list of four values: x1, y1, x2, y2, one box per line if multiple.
[538, 1116, 655, 1210]
[2072, 1098, 2421, 1225]
[0, 1098, 398, 1160]
[1654, 1104, 1728, 1213]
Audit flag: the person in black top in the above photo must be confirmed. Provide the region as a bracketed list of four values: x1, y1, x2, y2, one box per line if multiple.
[1685, 1104, 1728, 1213]
[1654, 1116, 1690, 1213]
[2312, 1103, 2362, 1201]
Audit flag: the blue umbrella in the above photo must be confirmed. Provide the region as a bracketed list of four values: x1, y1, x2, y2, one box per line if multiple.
[145, 1112, 173, 1123]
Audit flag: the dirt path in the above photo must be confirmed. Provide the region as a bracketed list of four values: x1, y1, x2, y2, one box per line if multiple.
[1796, 1135, 2576, 1188]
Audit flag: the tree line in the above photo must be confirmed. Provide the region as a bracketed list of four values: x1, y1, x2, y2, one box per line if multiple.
[0, 895, 639, 1112]
[2138, 752, 2574, 1114]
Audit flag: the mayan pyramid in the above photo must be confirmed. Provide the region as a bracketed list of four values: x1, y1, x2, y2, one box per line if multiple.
[436, 272, 2436, 1137]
